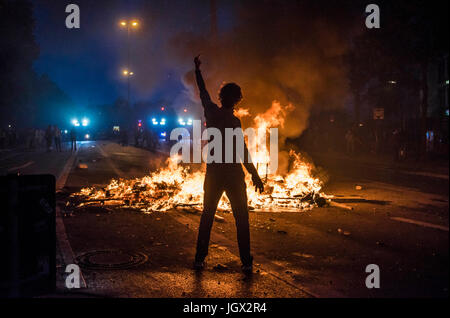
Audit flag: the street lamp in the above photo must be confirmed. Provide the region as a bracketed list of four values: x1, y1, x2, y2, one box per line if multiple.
[118, 19, 140, 107]
[119, 20, 139, 29]
[122, 69, 134, 108]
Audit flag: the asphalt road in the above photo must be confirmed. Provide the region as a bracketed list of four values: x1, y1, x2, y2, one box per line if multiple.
[2, 141, 448, 298]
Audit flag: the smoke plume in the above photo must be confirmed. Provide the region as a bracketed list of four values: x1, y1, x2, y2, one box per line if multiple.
[168, 1, 352, 141]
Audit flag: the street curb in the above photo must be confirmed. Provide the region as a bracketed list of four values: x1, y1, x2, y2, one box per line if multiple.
[55, 150, 87, 289]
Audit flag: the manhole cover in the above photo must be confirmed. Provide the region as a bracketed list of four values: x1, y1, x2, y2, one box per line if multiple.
[76, 250, 148, 270]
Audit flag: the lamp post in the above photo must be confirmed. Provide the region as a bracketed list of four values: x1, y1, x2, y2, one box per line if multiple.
[119, 19, 139, 107]
[122, 69, 134, 109]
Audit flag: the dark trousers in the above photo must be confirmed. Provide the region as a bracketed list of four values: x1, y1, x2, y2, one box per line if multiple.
[54, 137, 62, 152]
[71, 139, 77, 151]
[195, 170, 252, 266]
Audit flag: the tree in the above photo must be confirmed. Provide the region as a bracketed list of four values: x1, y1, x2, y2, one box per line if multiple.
[0, 0, 39, 127]
[346, 0, 449, 156]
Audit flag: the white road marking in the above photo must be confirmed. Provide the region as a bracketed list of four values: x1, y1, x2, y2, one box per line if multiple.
[400, 170, 449, 180]
[96, 143, 125, 177]
[391, 217, 449, 232]
[7, 161, 34, 171]
[56, 152, 77, 190]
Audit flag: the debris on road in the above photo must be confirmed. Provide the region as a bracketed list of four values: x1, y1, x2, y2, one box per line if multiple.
[337, 228, 351, 236]
[213, 264, 228, 271]
[215, 215, 225, 222]
[329, 200, 353, 211]
[292, 252, 314, 258]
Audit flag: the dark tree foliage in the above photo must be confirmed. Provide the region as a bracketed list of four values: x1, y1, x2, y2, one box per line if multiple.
[0, 0, 73, 128]
[346, 0, 449, 153]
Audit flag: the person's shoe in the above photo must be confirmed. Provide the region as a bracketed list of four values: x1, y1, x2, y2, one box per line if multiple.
[193, 260, 205, 271]
[241, 264, 253, 275]
[241, 256, 253, 275]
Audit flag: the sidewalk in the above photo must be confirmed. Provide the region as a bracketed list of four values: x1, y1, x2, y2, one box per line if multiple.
[310, 150, 449, 180]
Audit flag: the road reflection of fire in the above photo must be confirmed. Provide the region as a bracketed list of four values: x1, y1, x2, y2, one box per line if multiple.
[73, 101, 329, 212]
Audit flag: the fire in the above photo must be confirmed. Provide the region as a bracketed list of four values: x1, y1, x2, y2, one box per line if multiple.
[74, 101, 327, 213]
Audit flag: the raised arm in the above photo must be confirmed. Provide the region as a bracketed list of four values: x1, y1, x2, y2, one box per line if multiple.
[194, 55, 213, 108]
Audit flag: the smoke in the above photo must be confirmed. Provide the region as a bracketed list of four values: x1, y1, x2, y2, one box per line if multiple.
[33, 0, 355, 133]
[167, 1, 352, 141]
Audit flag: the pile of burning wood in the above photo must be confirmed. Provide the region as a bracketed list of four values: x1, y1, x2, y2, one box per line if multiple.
[70, 102, 348, 213]
[71, 150, 331, 213]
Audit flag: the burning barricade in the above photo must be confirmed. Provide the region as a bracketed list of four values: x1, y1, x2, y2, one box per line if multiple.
[71, 150, 330, 213]
[71, 101, 337, 213]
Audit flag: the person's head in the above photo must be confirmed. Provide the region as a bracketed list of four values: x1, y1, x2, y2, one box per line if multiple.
[219, 83, 242, 109]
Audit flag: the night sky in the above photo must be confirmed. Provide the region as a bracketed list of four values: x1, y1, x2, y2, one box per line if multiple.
[31, 0, 235, 109]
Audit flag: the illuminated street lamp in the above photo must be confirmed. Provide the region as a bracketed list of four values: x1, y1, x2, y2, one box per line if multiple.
[123, 69, 134, 76]
[119, 19, 139, 29]
[122, 69, 135, 108]
[118, 19, 141, 107]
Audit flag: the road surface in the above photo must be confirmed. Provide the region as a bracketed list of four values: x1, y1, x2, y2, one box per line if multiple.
[1, 141, 448, 298]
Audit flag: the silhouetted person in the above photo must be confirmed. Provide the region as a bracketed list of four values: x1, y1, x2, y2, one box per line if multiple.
[0, 129, 6, 149]
[345, 128, 355, 155]
[45, 125, 54, 152]
[193, 55, 264, 275]
[70, 127, 77, 151]
[54, 125, 62, 152]
[120, 128, 129, 146]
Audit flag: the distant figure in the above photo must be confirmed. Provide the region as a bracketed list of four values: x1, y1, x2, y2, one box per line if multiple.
[392, 128, 406, 162]
[26, 128, 35, 149]
[70, 127, 77, 151]
[120, 128, 129, 146]
[45, 125, 54, 152]
[345, 129, 355, 155]
[193, 55, 264, 275]
[0, 129, 6, 149]
[33, 129, 40, 149]
[54, 125, 62, 152]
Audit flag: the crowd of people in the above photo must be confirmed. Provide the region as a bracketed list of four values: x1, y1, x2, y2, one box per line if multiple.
[0, 125, 78, 152]
[0, 127, 18, 149]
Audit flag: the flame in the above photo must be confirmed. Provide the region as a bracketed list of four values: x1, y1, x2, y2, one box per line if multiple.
[74, 101, 327, 212]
